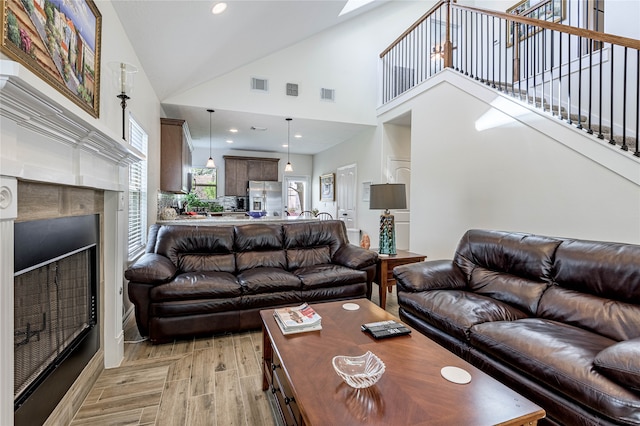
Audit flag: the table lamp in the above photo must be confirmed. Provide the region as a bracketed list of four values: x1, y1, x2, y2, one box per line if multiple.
[369, 183, 407, 255]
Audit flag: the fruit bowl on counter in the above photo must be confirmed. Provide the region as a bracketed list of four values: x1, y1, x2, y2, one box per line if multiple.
[247, 211, 267, 218]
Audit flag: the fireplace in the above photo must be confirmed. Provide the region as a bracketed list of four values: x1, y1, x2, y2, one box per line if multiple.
[13, 215, 99, 426]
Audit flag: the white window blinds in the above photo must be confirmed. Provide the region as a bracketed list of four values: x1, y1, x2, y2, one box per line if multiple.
[128, 116, 148, 258]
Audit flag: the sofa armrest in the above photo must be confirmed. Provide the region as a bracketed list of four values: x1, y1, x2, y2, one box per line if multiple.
[124, 253, 177, 284]
[394, 260, 467, 293]
[333, 245, 378, 270]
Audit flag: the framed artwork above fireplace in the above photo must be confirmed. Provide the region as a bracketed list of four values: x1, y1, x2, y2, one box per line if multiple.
[0, 0, 102, 117]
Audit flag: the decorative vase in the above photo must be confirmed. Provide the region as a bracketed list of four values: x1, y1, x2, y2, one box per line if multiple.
[360, 233, 370, 250]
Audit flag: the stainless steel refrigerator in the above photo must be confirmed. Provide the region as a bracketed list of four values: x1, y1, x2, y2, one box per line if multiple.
[248, 181, 283, 217]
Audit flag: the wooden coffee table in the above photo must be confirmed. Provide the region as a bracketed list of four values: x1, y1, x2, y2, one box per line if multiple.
[261, 299, 545, 426]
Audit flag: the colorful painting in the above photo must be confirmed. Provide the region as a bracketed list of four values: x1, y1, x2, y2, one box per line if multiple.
[1, 0, 102, 117]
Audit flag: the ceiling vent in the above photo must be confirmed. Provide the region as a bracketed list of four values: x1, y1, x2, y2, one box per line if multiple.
[251, 77, 269, 92]
[320, 88, 335, 102]
[286, 83, 299, 97]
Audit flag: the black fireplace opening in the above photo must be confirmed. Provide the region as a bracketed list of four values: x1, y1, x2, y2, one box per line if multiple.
[14, 214, 100, 426]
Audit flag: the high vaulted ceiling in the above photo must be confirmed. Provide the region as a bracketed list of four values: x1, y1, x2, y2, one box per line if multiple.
[112, 0, 394, 155]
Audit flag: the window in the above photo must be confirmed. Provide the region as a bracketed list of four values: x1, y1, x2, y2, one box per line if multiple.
[128, 116, 148, 259]
[191, 167, 217, 200]
[284, 176, 309, 216]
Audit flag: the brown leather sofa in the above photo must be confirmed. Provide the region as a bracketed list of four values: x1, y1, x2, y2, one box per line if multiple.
[394, 229, 640, 426]
[125, 220, 377, 343]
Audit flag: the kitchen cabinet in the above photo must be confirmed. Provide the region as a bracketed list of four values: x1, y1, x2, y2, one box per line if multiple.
[224, 156, 279, 196]
[161, 118, 193, 193]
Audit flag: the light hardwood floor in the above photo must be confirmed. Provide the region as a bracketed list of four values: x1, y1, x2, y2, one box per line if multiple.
[70, 286, 399, 425]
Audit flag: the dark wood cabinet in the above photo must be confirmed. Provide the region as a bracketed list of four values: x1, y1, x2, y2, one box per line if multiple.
[224, 156, 279, 196]
[161, 118, 193, 193]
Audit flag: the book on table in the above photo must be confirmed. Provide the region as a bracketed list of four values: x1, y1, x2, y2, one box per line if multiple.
[273, 303, 322, 335]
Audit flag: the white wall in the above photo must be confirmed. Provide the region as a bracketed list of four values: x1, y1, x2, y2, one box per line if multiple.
[313, 126, 387, 243]
[164, 1, 432, 126]
[314, 69, 640, 260]
[405, 72, 639, 259]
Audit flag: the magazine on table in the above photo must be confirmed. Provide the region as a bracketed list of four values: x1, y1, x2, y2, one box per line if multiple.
[273, 303, 322, 335]
[361, 320, 411, 339]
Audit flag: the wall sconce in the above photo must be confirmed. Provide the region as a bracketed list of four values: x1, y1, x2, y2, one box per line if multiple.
[369, 183, 407, 255]
[108, 62, 137, 141]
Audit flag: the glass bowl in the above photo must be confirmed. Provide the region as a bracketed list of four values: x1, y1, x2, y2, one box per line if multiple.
[332, 351, 385, 388]
[247, 211, 266, 218]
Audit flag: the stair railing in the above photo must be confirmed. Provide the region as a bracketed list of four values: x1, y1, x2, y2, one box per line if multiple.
[380, 0, 640, 157]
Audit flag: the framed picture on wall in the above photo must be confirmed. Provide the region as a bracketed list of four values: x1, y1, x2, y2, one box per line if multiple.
[320, 173, 335, 202]
[0, 0, 102, 117]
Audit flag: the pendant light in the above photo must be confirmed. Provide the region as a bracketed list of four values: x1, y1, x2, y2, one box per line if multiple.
[284, 117, 293, 172]
[206, 109, 216, 168]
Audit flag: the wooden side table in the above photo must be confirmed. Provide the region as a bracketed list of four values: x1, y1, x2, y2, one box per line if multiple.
[375, 250, 426, 309]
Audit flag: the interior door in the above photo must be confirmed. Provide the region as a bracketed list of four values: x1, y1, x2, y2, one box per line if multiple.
[387, 158, 410, 250]
[336, 164, 357, 231]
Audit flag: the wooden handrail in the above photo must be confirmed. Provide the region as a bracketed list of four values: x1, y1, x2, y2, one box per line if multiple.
[379, 0, 446, 58]
[454, 3, 640, 51]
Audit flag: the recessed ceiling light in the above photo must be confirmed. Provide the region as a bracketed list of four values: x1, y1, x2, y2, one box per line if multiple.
[282, 144, 288, 148]
[212, 2, 227, 15]
[229, 128, 238, 133]
[226, 140, 233, 144]
[294, 133, 302, 138]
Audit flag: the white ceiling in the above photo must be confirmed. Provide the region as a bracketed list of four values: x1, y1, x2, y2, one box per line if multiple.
[112, 0, 392, 155]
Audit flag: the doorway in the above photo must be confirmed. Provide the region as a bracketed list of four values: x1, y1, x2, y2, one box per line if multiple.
[387, 158, 411, 250]
[284, 176, 310, 216]
[336, 163, 357, 231]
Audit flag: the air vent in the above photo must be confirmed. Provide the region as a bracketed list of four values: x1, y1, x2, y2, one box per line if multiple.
[286, 83, 299, 97]
[251, 77, 269, 92]
[320, 88, 335, 102]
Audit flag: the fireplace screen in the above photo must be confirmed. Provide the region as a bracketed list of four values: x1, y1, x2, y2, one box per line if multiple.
[14, 247, 96, 400]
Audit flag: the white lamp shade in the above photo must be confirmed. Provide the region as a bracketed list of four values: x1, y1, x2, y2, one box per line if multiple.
[206, 157, 216, 168]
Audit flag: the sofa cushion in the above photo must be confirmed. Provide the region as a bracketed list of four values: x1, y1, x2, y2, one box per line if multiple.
[150, 297, 242, 317]
[537, 286, 640, 341]
[155, 225, 235, 267]
[470, 267, 549, 315]
[287, 246, 331, 270]
[470, 318, 640, 424]
[124, 253, 176, 284]
[150, 271, 241, 301]
[594, 338, 640, 392]
[178, 253, 235, 273]
[237, 268, 301, 294]
[236, 250, 287, 272]
[453, 229, 561, 283]
[553, 239, 640, 304]
[234, 223, 283, 251]
[283, 221, 346, 257]
[293, 264, 366, 289]
[397, 289, 529, 341]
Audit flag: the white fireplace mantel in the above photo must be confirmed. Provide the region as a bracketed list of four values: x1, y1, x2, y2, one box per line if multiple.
[1, 60, 134, 425]
[1, 60, 143, 192]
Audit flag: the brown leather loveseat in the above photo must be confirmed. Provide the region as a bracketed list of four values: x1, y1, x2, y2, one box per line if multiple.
[394, 229, 640, 425]
[125, 220, 377, 343]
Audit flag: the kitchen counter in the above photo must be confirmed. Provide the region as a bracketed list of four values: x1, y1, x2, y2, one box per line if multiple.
[156, 216, 318, 225]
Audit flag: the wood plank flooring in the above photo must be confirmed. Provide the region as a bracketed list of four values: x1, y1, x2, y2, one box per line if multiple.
[70, 285, 399, 425]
